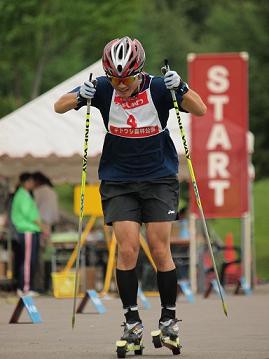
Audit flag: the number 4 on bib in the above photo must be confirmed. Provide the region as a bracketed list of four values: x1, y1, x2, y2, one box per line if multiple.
[127, 115, 137, 128]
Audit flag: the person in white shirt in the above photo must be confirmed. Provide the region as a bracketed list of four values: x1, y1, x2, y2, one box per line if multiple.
[32, 172, 59, 292]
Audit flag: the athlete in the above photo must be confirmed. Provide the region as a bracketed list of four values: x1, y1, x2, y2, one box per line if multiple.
[54, 36, 206, 354]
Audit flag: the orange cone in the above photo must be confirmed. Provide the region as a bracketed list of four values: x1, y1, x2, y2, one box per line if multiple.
[224, 232, 240, 282]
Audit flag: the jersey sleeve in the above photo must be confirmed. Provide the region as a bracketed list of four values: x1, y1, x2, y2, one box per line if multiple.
[151, 76, 188, 112]
[150, 76, 188, 128]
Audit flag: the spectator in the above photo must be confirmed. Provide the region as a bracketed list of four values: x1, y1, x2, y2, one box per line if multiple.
[32, 171, 59, 292]
[11, 172, 47, 296]
[32, 172, 59, 231]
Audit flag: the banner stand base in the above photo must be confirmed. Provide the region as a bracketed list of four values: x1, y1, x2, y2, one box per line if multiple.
[9, 296, 42, 324]
[177, 280, 195, 303]
[76, 289, 106, 314]
[138, 286, 150, 309]
[234, 276, 252, 295]
[204, 279, 225, 299]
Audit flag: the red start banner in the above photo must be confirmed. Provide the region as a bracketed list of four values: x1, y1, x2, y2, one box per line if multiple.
[188, 53, 249, 218]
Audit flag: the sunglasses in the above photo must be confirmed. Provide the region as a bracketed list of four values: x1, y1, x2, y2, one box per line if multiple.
[107, 74, 139, 87]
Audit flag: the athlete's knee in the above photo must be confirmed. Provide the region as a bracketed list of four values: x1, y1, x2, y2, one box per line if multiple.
[150, 244, 170, 263]
[118, 243, 139, 263]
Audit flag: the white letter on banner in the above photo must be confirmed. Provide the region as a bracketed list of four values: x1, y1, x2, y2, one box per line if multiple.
[208, 95, 229, 121]
[207, 123, 232, 150]
[208, 152, 230, 178]
[208, 180, 230, 206]
[207, 66, 229, 93]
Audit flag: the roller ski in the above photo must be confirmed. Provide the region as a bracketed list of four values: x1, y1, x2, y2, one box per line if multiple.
[116, 321, 144, 358]
[151, 318, 182, 355]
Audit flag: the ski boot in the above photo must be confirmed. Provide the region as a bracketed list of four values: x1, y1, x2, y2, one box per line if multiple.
[151, 318, 182, 355]
[116, 321, 144, 358]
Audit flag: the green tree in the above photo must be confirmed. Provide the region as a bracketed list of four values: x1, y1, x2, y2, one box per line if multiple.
[0, 0, 143, 115]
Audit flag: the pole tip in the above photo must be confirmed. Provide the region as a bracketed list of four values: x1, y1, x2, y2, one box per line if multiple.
[223, 303, 228, 317]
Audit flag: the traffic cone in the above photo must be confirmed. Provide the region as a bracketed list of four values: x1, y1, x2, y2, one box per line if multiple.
[224, 232, 239, 283]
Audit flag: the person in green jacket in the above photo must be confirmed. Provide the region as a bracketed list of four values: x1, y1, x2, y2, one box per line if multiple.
[11, 172, 45, 296]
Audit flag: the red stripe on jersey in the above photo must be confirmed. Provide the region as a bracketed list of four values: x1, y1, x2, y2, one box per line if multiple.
[114, 91, 149, 109]
[110, 125, 159, 137]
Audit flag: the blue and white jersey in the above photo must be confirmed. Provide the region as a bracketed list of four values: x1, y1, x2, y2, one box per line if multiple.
[72, 73, 187, 181]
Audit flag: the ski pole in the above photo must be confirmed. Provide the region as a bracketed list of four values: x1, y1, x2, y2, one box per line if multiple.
[72, 74, 93, 329]
[163, 60, 228, 317]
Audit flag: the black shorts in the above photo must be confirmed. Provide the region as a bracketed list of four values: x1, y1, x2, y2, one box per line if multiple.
[100, 177, 179, 226]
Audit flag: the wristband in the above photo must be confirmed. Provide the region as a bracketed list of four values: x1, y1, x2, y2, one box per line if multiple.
[76, 91, 85, 105]
[176, 81, 189, 96]
[75, 91, 86, 109]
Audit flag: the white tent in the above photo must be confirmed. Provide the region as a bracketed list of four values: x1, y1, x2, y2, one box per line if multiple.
[0, 59, 190, 184]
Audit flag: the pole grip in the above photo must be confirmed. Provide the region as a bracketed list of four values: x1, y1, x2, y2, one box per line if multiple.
[87, 73, 93, 112]
[164, 58, 170, 71]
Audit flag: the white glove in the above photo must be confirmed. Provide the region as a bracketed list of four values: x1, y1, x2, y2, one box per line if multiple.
[79, 80, 96, 99]
[164, 70, 181, 90]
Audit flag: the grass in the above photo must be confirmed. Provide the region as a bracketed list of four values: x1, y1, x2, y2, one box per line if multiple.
[208, 218, 241, 246]
[209, 178, 269, 281]
[252, 179, 269, 280]
[55, 179, 269, 281]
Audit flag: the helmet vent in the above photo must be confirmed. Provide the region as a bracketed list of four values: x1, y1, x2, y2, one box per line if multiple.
[117, 64, 122, 72]
[118, 46, 123, 59]
[129, 60, 136, 71]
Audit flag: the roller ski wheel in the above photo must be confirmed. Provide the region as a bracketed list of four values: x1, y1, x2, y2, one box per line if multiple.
[116, 341, 127, 358]
[116, 339, 143, 358]
[151, 319, 182, 355]
[134, 347, 143, 355]
[116, 321, 144, 357]
[151, 330, 163, 348]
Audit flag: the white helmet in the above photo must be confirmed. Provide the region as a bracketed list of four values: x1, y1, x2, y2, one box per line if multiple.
[102, 36, 145, 77]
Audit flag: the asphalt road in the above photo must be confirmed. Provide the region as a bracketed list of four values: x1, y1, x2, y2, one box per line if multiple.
[0, 285, 269, 359]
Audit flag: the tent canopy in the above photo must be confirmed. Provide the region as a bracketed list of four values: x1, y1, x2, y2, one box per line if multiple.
[0, 60, 190, 184]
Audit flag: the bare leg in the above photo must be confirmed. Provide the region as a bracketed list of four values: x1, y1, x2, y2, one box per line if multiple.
[145, 222, 175, 271]
[113, 221, 141, 269]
